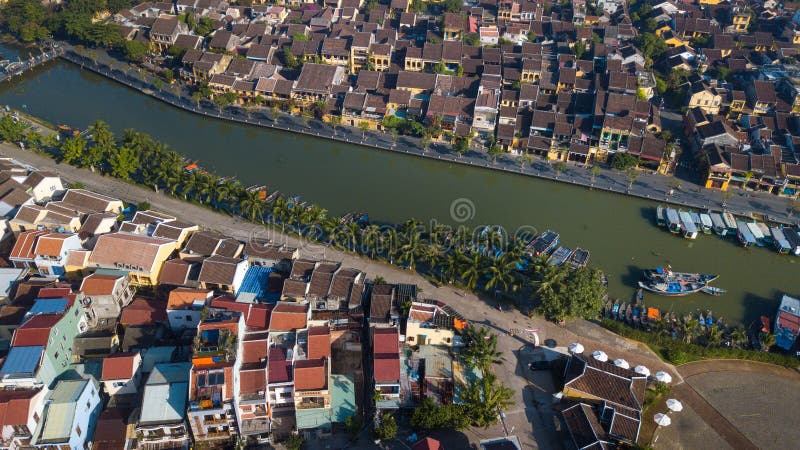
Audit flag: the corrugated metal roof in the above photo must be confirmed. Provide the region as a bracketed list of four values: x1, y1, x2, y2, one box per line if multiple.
[40, 379, 89, 442]
[295, 406, 332, 430]
[0, 346, 43, 376]
[239, 266, 273, 298]
[28, 298, 69, 315]
[140, 382, 188, 424]
[330, 374, 355, 423]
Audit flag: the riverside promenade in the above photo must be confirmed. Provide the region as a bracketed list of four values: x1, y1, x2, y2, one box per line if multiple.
[0, 42, 63, 83]
[58, 46, 799, 224]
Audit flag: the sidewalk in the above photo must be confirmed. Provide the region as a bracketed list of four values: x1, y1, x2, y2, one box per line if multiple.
[60, 45, 800, 225]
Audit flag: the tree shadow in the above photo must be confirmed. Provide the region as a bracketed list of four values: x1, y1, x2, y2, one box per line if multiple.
[426, 430, 478, 449]
[620, 264, 642, 287]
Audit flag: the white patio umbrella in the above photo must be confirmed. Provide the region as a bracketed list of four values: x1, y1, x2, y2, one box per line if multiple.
[666, 399, 684, 412]
[654, 413, 672, 427]
[592, 350, 608, 362]
[568, 342, 585, 354]
[613, 358, 630, 369]
[655, 371, 673, 384]
[634, 365, 651, 377]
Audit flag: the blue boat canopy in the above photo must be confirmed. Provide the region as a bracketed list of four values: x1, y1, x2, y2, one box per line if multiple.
[656, 267, 664, 274]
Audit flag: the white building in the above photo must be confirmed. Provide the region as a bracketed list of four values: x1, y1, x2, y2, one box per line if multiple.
[32, 233, 83, 277]
[31, 378, 102, 449]
[21, 171, 65, 203]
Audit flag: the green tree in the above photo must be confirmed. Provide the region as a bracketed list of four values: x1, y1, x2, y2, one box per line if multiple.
[240, 190, 264, 223]
[572, 41, 586, 59]
[281, 46, 301, 70]
[60, 136, 86, 165]
[191, 91, 203, 108]
[359, 121, 370, 139]
[0, 115, 28, 143]
[626, 167, 640, 190]
[484, 253, 518, 295]
[344, 414, 363, 440]
[1, 0, 49, 42]
[121, 40, 148, 62]
[285, 434, 304, 450]
[110, 145, 139, 179]
[462, 373, 515, 427]
[329, 114, 341, 136]
[552, 161, 567, 176]
[488, 143, 503, 162]
[373, 413, 398, 441]
[411, 397, 471, 430]
[462, 32, 480, 46]
[195, 17, 214, 36]
[611, 152, 639, 170]
[461, 325, 503, 372]
[452, 137, 469, 157]
[443, 0, 461, 13]
[538, 266, 607, 322]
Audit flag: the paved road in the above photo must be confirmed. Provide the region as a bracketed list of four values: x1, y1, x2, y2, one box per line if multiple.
[60, 46, 800, 225]
[2, 137, 686, 449]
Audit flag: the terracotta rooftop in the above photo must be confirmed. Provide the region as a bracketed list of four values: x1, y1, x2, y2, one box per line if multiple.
[9, 230, 48, 261]
[34, 233, 74, 257]
[0, 389, 40, 427]
[12, 313, 62, 347]
[80, 273, 122, 296]
[294, 358, 327, 391]
[268, 302, 308, 331]
[166, 287, 212, 310]
[307, 326, 330, 360]
[101, 352, 139, 380]
[120, 298, 168, 326]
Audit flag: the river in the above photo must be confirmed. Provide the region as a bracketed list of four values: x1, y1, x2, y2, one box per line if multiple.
[0, 44, 794, 326]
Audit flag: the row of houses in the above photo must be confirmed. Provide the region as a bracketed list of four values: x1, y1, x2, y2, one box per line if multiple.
[103, 0, 681, 171]
[0, 157, 513, 448]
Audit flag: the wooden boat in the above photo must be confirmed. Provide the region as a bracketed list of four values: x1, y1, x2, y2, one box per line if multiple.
[643, 267, 718, 284]
[665, 209, 681, 233]
[527, 230, 560, 257]
[756, 223, 772, 245]
[710, 212, 728, 236]
[722, 212, 738, 232]
[639, 280, 705, 296]
[567, 248, 590, 269]
[701, 286, 727, 296]
[736, 221, 757, 247]
[656, 205, 666, 227]
[770, 227, 791, 254]
[547, 246, 572, 266]
[679, 211, 699, 239]
[746, 222, 765, 245]
[782, 227, 800, 255]
[699, 213, 713, 234]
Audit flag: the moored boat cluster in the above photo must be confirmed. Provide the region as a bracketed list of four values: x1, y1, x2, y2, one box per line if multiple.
[656, 205, 800, 255]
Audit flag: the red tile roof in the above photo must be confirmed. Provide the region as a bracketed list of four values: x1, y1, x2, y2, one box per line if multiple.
[37, 287, 72, 299]
[120, 298, 167, 326]
[242, 339, 268, 364]
[268, 302, 308, 331]
[167, 288, 212, 310]
[307, 326, 330, 360]
[101, 352, 139, 380]
[34, 233, 73, 257]
[240, 366, 267, 395]
[294, 358, 327, 391]
[372, 327, 399, 354]
[267, 347, 292, 383]
[12, 314, 62, 347]
[80, 273, 122, 296]
[373, 327, 400, 383]
[0, 389, 39, 427]
[246, 304, 271, 330]
[412, 437, 443, 450]
[9, 230, 47, 261]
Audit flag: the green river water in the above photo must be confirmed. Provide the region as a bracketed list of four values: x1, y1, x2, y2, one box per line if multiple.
[0, 46, 795, 326]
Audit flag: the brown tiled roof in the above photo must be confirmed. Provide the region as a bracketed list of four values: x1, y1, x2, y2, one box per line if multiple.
[290, 259, 316, 279]
[183, 231, 229, 257]
[348, 282, 365, 308]
[34, 234, 73, 258]
[152, 221, 196, 241]
[564, 355, 646, 411]
[294, 63, 343, 95]
[120, 298, 167, 326]
[240, 365, 267, 395]
[197, 255, 243, 286]
[159, 258, 197, 286]
[89, 233, 175, 273]
[307, 262, 339, 297]
[561, 403, 611, 450]
[282, 279, 307, 299]
[61, 189, 121, 214]
[370, 284, 395, 319]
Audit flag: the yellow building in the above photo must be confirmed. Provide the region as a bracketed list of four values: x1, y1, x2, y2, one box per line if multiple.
[688, 84, 722, 115]
[732, 9, 751, 32]
[88, 233, 179, 285]
[404, 301, 466, 347]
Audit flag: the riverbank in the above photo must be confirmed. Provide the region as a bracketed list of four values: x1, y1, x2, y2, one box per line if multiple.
[58, 45, 799, 226]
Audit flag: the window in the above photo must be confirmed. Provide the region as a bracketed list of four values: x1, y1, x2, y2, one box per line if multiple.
[112, 381, 126, 388]
[54, 352, 59, 359]
[76, 425, 81, 437]
[186, 315, 193, 321]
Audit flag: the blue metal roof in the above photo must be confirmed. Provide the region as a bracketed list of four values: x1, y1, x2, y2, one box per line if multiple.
[238, 266, 273, 299]
[0, 345, 44, 375]
[28, 298, 69, 315]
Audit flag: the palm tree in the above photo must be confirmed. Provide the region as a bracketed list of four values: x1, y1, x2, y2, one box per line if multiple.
[728, 326, 747, 348]
[532, 263, 568, 299]
[397, 228, 423, 270]
[679, 318, 699, 344]
[461, 325, 503, 372]
[441, 248, 463, 284]
[483, 253, 518, 296]
[460, 252, 485, 291]
[626, 167, 640, 190]
[420, 133, 431, 153]
[361, 225, 382, 259]
[703, 325, 723, 347]
[271, 104, 280, 122]
[240, 190, 264, 223]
